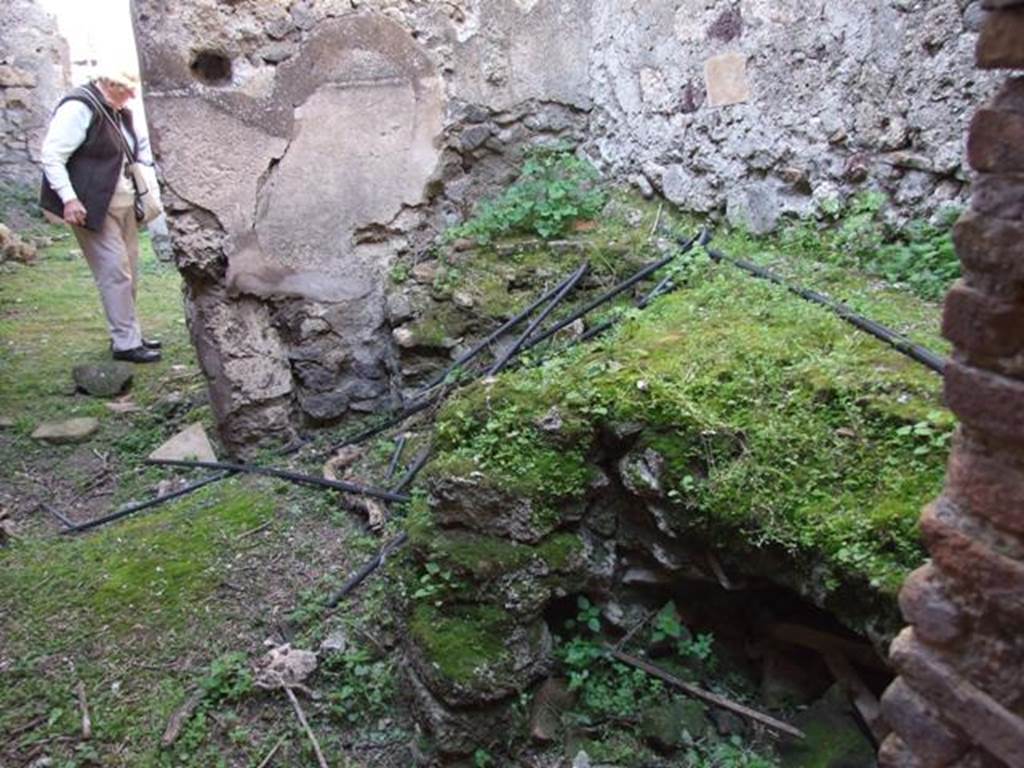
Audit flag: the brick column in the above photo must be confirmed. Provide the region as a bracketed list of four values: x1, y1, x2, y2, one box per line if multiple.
[879, 3, 1024, 767]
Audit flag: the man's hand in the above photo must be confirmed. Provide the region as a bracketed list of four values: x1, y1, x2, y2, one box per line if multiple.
[63, 199, 87, 226]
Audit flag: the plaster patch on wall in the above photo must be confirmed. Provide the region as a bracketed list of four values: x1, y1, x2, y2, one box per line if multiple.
[148, 96, 289, 232]
[704, 52, 750, 107]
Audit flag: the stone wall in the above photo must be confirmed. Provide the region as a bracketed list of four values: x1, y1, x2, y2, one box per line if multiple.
[133, 0, 994, 451]
[880, 3, 1024, 766]
[0, 0, 70, 189]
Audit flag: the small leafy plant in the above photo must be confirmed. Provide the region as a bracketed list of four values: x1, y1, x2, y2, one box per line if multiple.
[564, 595, 601, 633]
[322, 646, 395, 726]
[199, 652, 253, 704]
[779, 191, 960, 300]
[651, 603, 716, 669]
[411, 561, 462, 605]
[449, 148, 607, 244]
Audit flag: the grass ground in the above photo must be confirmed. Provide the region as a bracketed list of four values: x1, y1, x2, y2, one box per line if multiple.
[0, 226, 411, 767]
[0, 182, 953, 767]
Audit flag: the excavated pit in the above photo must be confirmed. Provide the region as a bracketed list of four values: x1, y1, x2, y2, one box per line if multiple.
[398, 428, 901, 761]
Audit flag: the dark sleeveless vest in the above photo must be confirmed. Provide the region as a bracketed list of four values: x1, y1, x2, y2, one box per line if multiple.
[39, 83, 139, 232]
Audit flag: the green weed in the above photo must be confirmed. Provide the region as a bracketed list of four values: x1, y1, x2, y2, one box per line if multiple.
[777, 190, 960, 300]
[322, 646, 395, 726]
[449, 147, 607, 244]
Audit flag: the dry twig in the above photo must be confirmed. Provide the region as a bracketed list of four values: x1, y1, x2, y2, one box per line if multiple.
[75, 680, 92, 740]
[609, 648, 805, 739]
[614, 609, 655, 652]
[235, 520, 273, 540]
[282, 684, 328, 768]
[255, 734, 287, 768]
[161, 688, 204, 748]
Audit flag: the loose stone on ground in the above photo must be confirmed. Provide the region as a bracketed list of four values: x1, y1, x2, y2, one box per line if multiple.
[72, 362, 134, 397]
[31, 417, 100, 444]
[148, 422, 218, 463]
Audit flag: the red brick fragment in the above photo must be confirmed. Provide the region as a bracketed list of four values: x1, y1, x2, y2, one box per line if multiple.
[977, 9, 1024, 70]
[898, 564, 966, 646]
[968, 108, 1024, 172]
[953, 209, 1024, 282]
[944, 360, 1024, 444]
[889, 628, 1024, 767]
[880, 678, 968, 766]
[972, 173, 1024, 221]
[946, 435, 1024, 535]
[942, 280, 1024, 358]
[920, 501, 1024, 617]
[992, 76, 1024, 112]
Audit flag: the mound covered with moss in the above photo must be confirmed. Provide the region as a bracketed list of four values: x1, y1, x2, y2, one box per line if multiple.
[400, 242, 949, 753]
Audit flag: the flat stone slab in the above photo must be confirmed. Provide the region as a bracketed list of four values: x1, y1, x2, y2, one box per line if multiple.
[32, 417, 100, 444]
[73, 362, 134, 397]
[148, 422, 217, 463]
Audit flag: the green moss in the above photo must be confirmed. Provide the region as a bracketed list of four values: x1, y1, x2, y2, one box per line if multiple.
[409, 603, 510, 684]
[535, 531, 584, 570]
[430, 531, 534, 576]
[0, 233, 192, 426]
[405, 302, 468, 348]
[0, 482, 272, 634]
[432, 392, 594, 509]
[428, 530, 583, 578]
[429, 250, 946, 602]
[0, 480, 277, 764]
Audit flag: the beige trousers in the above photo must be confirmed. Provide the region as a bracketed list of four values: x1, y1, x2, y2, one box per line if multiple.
[72, 204, 142, 351]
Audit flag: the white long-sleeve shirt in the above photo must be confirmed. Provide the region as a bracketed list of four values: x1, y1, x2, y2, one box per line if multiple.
[40, 98, 153, 207]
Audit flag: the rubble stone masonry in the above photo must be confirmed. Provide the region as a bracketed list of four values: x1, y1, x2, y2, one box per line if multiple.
[133, 0, 1000, 453]
[880, 2, 1024, 766]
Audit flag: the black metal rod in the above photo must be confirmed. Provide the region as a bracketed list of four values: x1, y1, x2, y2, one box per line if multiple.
[145, 459, 411, 503]
[704, 244, 947, 375]
[577, 233, 704, 348]
[63, 471, 236, 534]
[392, 448, 431, 494]
[518, 231, 700, 354]
[326, 394, 437, 454]
[634, 229, 709, 310]
[414, 266, 583, 396]
[328, 238, 696, 454]
[325, 531, 408, 609]
[40, 501, 75, 529]
[386, 435, 407, 479]
[323, 447, 428, 608]
[488, 261, 590, 376]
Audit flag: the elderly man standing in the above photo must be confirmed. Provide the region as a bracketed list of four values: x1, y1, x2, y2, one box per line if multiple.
[39, 64, 161, 363]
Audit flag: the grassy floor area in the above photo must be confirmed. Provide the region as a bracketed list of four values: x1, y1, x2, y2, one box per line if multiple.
[0, 183, 954, 766]
[0, 225, 404, 767]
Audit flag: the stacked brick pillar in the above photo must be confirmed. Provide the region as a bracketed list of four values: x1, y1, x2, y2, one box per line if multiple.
[879, 3, 1024, 767]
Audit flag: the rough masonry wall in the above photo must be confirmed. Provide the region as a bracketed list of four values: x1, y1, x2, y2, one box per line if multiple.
[0, 0, 69, 189]
[880, 3, 1024, 766]
[134, 0, 993, 451]
[589, 0, 993, 233]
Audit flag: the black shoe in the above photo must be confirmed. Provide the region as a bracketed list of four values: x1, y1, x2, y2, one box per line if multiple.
[112, 346, 162, 363]
[142, 338, 162, 350]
